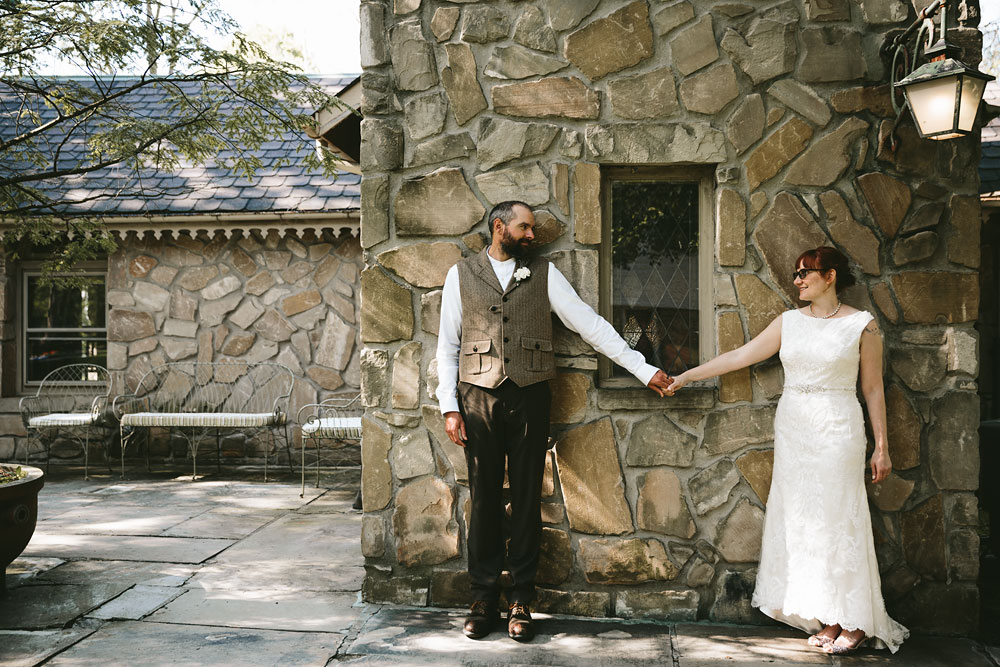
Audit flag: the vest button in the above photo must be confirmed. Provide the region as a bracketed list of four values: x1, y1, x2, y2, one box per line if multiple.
[503, 316, 509, 322]
[503, 337, 509, 343]
[504, 357, 510, 363]
[502, 296, 508, 302]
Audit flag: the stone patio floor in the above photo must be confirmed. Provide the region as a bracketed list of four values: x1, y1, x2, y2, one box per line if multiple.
[2, 468, 998, 666]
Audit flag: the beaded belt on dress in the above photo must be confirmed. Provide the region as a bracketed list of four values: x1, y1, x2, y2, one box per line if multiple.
[784, 384, 855, 394]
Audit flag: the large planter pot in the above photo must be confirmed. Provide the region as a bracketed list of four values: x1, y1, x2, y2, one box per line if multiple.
[0, 464, 44, 595]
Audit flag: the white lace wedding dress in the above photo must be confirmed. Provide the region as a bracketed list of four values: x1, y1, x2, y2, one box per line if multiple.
[751, 309, 909, 652]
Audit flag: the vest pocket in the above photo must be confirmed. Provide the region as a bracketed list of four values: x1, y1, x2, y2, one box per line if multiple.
[461, 338, 493, 375]
[521, 336, 553, 372]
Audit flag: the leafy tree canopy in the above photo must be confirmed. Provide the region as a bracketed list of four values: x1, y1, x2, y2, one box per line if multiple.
[0, 0, 345, 273]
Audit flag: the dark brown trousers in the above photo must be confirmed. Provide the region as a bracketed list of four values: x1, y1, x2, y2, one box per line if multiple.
[458, 379, 551, 604]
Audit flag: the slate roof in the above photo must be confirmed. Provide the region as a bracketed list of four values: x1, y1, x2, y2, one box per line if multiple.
[0, 75, 360, 218]
[982, 80, 1000, 200]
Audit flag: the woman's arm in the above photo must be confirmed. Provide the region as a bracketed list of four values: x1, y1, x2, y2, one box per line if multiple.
[860, 319, 891, 483]
[667, 313, 783, 394]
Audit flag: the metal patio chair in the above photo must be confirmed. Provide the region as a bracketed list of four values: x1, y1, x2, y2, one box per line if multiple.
[19, 363, 112, 479]
[297, 393, 362, 497]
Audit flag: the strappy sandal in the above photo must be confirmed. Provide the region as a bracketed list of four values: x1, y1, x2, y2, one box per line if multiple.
[807, 624, 841, 648]
[824, 633, 868, 655]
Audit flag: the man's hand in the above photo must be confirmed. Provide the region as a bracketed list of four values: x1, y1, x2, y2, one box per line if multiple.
[444, 411, 468, 447]
[646, 370, 674, 397]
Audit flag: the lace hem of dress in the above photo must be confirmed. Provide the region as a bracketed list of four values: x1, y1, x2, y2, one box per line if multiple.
[751, 594, 909, 653]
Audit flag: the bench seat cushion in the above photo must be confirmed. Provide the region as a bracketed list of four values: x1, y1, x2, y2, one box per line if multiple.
[302, 417, 362, 439]
[121, 412, 278, 428]
[29, 413, 98, 427]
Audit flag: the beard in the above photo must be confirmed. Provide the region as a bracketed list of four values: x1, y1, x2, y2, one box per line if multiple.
[499, 225, 532, 259]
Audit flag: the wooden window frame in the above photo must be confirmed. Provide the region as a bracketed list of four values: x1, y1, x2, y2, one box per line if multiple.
[598, 165, 715, 388]
[19, 261, 108, 391]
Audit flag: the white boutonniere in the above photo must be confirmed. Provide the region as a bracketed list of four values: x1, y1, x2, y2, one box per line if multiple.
[513, 267, 531, 282]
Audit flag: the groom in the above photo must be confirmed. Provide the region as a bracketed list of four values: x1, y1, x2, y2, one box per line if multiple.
[436, 200, 673, 641]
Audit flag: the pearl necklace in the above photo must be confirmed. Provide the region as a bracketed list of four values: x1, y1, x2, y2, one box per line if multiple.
[810, 301, 842, 319]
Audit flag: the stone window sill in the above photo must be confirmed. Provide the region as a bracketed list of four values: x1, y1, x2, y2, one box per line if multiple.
[596, 382, 715, 410]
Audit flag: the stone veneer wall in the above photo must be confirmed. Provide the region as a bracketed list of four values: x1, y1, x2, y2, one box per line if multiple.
[358, 0, 985, 633]
[0, 229, 363, 467]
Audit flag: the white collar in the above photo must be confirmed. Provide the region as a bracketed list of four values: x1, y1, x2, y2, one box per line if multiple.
[486, 252, 515, 268]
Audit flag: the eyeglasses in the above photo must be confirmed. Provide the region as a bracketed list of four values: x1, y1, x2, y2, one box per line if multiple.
[791, 268, 821, 281]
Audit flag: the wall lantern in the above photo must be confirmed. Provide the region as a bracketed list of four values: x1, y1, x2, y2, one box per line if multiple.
[886, 0, 994, 143]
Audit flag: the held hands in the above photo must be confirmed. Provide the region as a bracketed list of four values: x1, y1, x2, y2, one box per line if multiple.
[647, 370, 674, 397]
[870, 448, 892, 483]
[664, 372, 689, 396]
[444, 411, 468, 447]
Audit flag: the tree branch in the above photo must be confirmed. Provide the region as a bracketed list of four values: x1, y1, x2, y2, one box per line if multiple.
[0, 109, 211, 187]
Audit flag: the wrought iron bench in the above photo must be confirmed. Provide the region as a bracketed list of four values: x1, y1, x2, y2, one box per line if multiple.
[296, 394, 362, 497]
[112, 361, 293, 480]
[18, 363, 112, 479]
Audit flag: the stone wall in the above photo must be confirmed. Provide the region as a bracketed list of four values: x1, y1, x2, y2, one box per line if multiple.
[1, 229, 363, 468]
[358, 0, 985, 634]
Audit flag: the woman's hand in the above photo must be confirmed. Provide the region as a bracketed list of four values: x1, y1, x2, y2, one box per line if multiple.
[666, 372, 689, 396]
[870, 448, 892, 483]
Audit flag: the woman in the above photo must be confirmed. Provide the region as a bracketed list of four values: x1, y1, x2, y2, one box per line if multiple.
[667, 247, 908, 654]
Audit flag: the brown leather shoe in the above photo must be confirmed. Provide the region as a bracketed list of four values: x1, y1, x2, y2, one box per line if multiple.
[463, 600, 499, 639]
[507, 602, 534, 641]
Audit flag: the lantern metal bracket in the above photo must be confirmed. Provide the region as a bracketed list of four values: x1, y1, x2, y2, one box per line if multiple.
[883, 0, 948, 151]
[882, 0, 994, 146]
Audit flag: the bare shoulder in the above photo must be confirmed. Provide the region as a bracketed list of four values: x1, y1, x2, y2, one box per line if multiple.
[858, 310, 881, 337]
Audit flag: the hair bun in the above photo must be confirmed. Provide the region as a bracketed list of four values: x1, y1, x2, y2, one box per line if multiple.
[796, 246, 855, 293]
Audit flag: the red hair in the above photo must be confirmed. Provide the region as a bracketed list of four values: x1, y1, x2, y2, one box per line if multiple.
[795, 246, 856, 293]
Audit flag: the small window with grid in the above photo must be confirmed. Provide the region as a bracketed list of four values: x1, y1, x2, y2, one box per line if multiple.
[22, 270, 107, 385]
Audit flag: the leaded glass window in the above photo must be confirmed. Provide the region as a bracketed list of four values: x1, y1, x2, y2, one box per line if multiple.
[600, 167, 713, 383]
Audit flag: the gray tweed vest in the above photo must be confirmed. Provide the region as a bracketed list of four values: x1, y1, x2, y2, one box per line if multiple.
[457, 249, 555, 388]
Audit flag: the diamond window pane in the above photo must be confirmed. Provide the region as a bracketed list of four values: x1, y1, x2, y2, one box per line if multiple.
[610, 180, 700, 377]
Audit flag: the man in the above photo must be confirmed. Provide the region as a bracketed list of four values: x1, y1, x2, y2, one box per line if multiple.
[436, 200, 673, 642]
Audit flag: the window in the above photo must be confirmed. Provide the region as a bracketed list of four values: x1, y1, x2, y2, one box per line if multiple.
[599, 167, 713, 385]
[22, 269, 107, 384]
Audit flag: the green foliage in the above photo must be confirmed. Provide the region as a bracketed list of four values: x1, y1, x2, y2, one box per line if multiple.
[611, 181, 699, 270]
[0, 0, 347, 273]
[0, 464, 27, 483]
[7, 216, 118, 281]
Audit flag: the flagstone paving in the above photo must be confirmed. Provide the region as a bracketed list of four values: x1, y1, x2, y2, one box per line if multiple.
[1, 468, 996, 666]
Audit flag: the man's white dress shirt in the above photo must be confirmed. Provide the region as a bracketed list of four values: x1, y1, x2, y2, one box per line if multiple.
[436, 253, 658, 414]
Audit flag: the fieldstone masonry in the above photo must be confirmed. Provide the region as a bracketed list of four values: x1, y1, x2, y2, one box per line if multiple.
[2, 230, 364, 467]
[358, 0, 985, 634]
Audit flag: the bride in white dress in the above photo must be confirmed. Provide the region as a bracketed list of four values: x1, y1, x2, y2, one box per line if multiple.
[667, 247, 908, 654]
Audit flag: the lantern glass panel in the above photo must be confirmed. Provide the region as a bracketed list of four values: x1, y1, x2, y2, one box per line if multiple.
[958, 75, 986, 132]
[904, 75, 960, 136]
